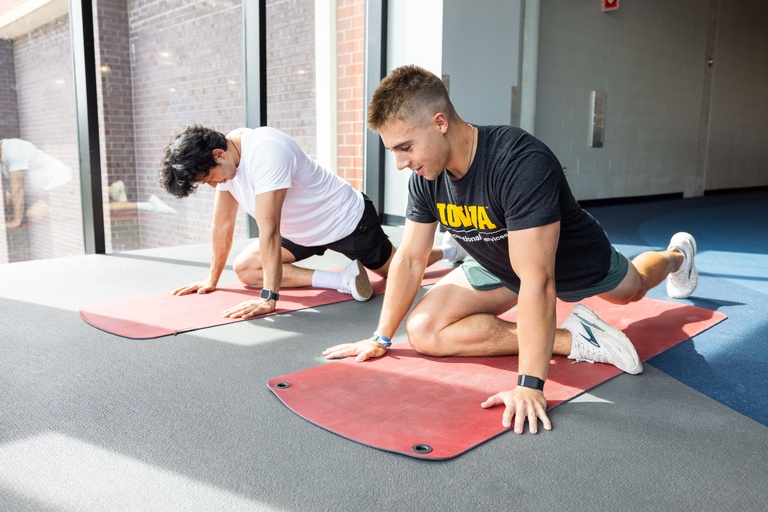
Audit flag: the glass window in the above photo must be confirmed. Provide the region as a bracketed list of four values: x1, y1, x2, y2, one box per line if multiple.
[266, 0, 366, 191]
[96, 0, 367, 253]
[95, 0, 248, 252]
[1, 0, 83, 263]
[1, 0, 368, 262]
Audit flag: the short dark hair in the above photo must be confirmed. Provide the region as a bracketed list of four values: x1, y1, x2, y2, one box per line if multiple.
[159, 124, 227, 198]
[367, 64, 455, 133]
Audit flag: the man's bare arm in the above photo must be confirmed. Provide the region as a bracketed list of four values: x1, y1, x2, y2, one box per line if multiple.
[323, 219, 438, 361]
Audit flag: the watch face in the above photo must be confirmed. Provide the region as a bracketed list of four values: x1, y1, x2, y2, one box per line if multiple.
[260, 289, 278, 301]
[371, 334, 390, 348]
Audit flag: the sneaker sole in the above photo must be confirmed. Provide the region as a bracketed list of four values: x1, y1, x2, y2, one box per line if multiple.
[351, 260, 373, 302]
[667, 233, 698, 299]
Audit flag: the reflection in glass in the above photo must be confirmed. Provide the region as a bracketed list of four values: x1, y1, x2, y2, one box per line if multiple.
[1, 0, 368, 262]
[0, 3, 82, 263]
[95, 0, 246, 252]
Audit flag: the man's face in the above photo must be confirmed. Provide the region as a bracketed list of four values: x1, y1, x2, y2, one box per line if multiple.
[198, 149, 237, 188]
[379, 117, 449, 181]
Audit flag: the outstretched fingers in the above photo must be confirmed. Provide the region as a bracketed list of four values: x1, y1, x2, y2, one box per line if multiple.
[172, 281, 216, 296]
[221, 299, 274, 319]
[481, 387, 552, 434]
[322, 340, 386, 362]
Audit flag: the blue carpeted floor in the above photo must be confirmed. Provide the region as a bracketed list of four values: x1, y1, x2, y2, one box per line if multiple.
[585, 189, 768, 425]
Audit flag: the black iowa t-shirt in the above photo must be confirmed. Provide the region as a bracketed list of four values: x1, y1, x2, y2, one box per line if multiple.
[406, 125, 612, 292]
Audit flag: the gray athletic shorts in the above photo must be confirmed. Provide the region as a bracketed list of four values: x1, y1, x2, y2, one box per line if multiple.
[461, 245, 629, 303]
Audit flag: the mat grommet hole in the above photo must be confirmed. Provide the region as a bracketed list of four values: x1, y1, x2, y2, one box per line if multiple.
[275, 382, 291, 389]
[411, 444, 433, 454]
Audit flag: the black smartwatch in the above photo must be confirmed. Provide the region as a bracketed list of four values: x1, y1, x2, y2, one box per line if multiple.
[517, 374, 545, 391]
[260, 288, 280, 301]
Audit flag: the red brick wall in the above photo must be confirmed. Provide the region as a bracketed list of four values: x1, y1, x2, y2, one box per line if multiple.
[0, 39, 18, 139]
[0, 38, 18, 262]
[266, 0, 317, 156]
[128, 0, 247, 249]
[335, 0, 365, 191]
[93, 0, 134, 251]
[97, 0, 137, 200]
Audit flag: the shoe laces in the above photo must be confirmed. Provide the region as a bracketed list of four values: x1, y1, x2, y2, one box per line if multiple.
[572, 341, 607, 365]
[669, 261, 693, 285]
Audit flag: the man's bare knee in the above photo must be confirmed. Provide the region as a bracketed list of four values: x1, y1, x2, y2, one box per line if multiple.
[233, 259, 264, 287]
[406, 312, 448, 357]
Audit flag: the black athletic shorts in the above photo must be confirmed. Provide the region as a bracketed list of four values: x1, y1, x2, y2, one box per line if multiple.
[281, 194, 393, 270]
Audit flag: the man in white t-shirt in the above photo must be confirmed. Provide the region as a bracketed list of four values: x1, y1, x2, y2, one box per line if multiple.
[1, 138, 73, 228]
[159, 125, 465, 319]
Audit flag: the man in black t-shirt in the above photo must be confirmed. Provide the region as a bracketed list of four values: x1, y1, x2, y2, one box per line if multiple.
[323, 65, 697, 435]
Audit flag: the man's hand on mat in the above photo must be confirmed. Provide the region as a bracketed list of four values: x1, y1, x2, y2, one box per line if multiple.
[172, 280, 217, 296]
[481, 387, 552, 435]
[322, 340, 386, 362]
[221, 299, 276, 319]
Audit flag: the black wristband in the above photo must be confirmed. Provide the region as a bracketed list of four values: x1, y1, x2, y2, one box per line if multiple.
[260, 288, 279, 301]
[517, 374, 545, 391]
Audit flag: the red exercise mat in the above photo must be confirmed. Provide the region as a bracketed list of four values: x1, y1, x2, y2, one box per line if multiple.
[268, 296, 726, 460]
[80, 266, 451, 339]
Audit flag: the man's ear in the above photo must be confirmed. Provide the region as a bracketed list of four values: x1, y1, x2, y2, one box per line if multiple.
[212, 148, 226, 161]
[433, 112, 448, 134]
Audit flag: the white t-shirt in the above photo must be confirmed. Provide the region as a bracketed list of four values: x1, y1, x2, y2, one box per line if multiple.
[218, 127, 364, 247]
[0, 138, 73, 193]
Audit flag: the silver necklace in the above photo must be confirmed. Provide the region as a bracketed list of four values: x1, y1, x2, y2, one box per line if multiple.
[466, 123, 475, 170]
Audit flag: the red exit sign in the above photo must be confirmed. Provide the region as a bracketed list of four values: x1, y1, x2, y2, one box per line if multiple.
[603, 0, 619, 12]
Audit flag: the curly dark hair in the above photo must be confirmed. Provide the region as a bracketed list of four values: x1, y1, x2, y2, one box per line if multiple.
[159, 124, 228, 198]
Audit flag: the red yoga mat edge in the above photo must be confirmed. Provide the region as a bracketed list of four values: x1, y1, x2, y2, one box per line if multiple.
[268, 297, 727, 460]
[79, 266, 452, 339]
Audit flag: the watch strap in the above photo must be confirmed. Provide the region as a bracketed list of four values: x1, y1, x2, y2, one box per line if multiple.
[260, 288, 280, 301]
[517, 374, 545, 391]
[370, 331, 391, 349]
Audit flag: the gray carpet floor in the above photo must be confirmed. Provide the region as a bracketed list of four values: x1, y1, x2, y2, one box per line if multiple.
[1, 204, 766, 512]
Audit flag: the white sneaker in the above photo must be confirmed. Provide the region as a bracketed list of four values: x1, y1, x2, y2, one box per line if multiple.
[562, 304, 643, 375]
[441, 231, 467, 264]
[666, 232, 697, 299]
[149, 194, 178, 215]
[337, 260, 373, 302]
[110, 181, 127, 202]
